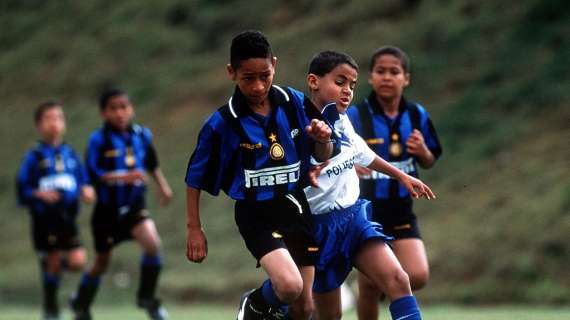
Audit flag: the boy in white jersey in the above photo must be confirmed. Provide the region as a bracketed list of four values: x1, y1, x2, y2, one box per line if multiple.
[302, 51, 435, 320]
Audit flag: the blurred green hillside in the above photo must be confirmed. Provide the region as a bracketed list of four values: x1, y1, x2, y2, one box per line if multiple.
[1, 0, 568, 306]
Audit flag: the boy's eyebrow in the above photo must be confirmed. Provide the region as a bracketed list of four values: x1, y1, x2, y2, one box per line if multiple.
[241, 69, 272, 75]
[336, 74, 357, 81]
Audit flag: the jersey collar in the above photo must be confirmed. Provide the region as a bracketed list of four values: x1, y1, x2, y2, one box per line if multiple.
[228, 85, 289, 119]
[366, 91, 411, 116]
[103, 122, 135, 134]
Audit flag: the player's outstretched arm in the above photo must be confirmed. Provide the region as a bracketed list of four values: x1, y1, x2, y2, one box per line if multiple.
[150, 168, 173, 207]
[186, 187, 208, 263]
[367, 156, 435, 200]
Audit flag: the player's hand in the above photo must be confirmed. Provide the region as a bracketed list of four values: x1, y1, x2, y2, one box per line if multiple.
[354, 165, 373, 178]
[158, 185, 173, 207]
[81, 185, 96, 204]
[34, 190, 61, 204]
[399, 175, 436, 200]
[406, 129, 429, 157]
[186, 226, 208, 263]
[305, 119, 332, 143]
[308, 160, 330, 188]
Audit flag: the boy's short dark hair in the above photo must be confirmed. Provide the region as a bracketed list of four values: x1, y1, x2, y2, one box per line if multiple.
[34, 100, 61, 124]
[230, 30, 273, 70]
[370, 45, 410, 73]
[308, 50, 359, 77]
[99, 88, 127, 110]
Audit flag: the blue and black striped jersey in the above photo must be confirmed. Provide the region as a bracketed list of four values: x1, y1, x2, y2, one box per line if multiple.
[85, 123, 158, 209]
[185, 85, 315, 201]
[16, 141, 87, 215]
[347, 93, 442, 199]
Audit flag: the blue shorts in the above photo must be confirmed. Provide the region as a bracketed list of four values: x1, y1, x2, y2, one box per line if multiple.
[311, 199, 393, 293]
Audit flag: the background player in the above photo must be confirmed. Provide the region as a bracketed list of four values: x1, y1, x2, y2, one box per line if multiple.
[347, 46, 442, 320]
[70, 89, 173, 320]
[17, 101, 95, 320]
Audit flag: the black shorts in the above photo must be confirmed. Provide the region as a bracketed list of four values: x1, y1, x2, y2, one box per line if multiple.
[91, 199, 149, 253]
[369, 198, 421, 239]
[235, 192, 318, 267]
[31, 211, 82, 252]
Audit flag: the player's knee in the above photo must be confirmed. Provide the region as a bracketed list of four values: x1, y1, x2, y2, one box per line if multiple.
[142, 236, 161, 256]
[409, 269, 429, 290]
[144, 242, 160, 256]
[383, 269, 411, 299]
[273, 277, 303, 303]
[394, 269, 411, 290]
[46, 261, 62, 274]
[67, 256, 86, 272]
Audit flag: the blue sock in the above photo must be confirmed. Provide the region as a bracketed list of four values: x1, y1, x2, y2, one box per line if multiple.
[141, 254, 162, 267]
[43, 272, 60, 286]
[80, 273, 101, 288]
[260, 279, 285, 308]
[389, 295, 421, 320]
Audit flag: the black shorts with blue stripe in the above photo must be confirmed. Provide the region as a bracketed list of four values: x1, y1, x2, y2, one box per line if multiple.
[234, 190, 318, 267]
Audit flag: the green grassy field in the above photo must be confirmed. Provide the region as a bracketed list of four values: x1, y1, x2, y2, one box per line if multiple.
[1, 304, 569, 320]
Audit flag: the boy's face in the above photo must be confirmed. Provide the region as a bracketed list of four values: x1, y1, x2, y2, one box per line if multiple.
[308, 63, 357, 113]
[36, 106, 65, 141]
[369, 54, 410, 101]
[227, 57, 276, 106]
[101, 94, 134, 131]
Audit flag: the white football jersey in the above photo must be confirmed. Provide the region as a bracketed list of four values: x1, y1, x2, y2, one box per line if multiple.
[304, 104, 376, 215]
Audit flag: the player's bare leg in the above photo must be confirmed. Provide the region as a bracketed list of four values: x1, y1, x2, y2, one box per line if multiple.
[133, 218, 167, 320]
[289, 265, 315, 320]
[314, 288, 342, 320]
[391, 239, 429, 290]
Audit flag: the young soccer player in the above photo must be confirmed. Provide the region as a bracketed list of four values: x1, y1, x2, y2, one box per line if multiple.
[69, 89, 173, 320]
[302, 51, 435, 320]
[347, 46, 442, 320]
[185, 30, 333, 320]
[17, 101, 95, 320]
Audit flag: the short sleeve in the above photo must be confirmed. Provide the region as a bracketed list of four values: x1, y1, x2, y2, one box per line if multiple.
[185, 113, 232, 196]
[16, 151, 38, 206]
[85, 131, 107, 183]
[71, 149, 89, 186]
[417, 105, 442, 160]
[141, 127, 159, 171]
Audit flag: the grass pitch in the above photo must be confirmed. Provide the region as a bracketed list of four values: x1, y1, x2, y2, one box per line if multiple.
[1, 304, 568, 320]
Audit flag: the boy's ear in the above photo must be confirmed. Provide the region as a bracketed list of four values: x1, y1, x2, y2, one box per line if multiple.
[227, 64, 236, 80]
[307, 74, 319, 91]
[271, 56, 277, 67]
[404, 72, 411, 87]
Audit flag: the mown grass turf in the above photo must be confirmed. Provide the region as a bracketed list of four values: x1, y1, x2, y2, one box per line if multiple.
[1, 304, 569, 320]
